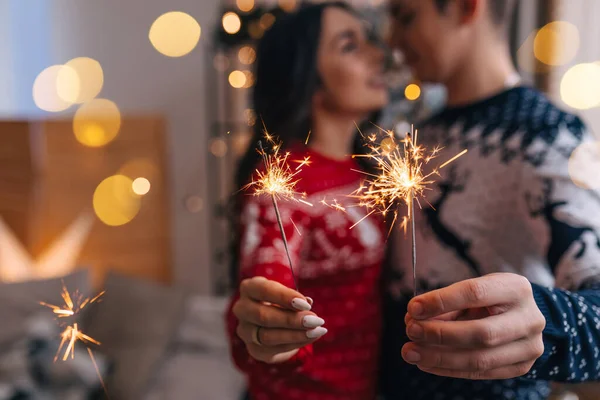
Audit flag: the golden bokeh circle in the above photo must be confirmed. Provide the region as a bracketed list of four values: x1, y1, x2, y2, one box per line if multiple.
[73, 99, 122, 147]
[534, 21, 579, 66]
[560, 63, 600, 110]
[93, 175, 141, 226]
[279, 0, 298, 12]
[405, 84, 421, 101]
[132, 177, 151, 196]
[210, 138, 228, 157]
[223, 12, 242, 34]
[237, 0, 254, 12]
[229, 70, 247, 88]
[33, 65, 75, 112]
[59, 57, 104, 103]
[149, 11, 201, 57]
[238, 46, 257, 65]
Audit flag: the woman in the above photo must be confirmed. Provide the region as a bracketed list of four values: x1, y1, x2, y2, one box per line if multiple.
[226, 2, 389, 399]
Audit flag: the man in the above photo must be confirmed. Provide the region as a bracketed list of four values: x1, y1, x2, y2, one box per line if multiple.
[382, 0, 600, 398]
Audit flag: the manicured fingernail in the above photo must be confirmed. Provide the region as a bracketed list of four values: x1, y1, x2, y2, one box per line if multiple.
[292, 298, 311, 311]
[302, 315, 325, 328]
[403, 350, 421, 363]
[409, 301, 423, 318]
[407, 322, 424, 340]
[306, 327, 328, 339]
[306, 297, 314, 306]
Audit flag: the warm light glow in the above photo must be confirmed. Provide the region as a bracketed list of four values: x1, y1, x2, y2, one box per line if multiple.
[568, 141, 600, 190]
[93, 175, 141, 226]
[229, 70, 247, 88]
[238, 46, 257, 65]
[185, 196, 204, 213]
[119, 158, 158, 182]
[223, 12, 242, 34]
[149, 11, 201, 57]
[243, 70, 255, 88]
[210, 138, 228, 157]
[405, 84, 421, 101]
[33, 65, 75, 112]
[213, 53, 230, 71]
[237, 0, 254, 12]
[244, 108, 257, 126]
[560, 63, 600, 110]
[248, 21, 264, 39]
[58, 57, 104, 104]
[260, 13, 276, 30]
[534, 21, 579, 66]
[73, 99, 121, 147]
[279, 0, 298, 12]
[132, 177, 151, 195]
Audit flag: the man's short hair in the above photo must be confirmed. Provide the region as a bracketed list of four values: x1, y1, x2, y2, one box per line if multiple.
[434, 0, 518, 27]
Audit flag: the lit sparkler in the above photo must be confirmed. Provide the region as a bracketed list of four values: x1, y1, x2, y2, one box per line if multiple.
[40, 282, 107, 393]
[243, 131, 313, 290]
[353, 125, 467, 296]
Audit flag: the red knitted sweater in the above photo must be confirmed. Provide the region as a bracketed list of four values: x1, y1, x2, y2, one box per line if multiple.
[226, 145, 386, 400]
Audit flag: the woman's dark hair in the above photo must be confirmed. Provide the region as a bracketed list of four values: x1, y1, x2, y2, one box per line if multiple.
[228, 1, 380, 288]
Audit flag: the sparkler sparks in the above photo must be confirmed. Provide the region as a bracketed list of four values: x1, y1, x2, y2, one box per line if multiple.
[243, 130, 313, 290]
[40, 282, 107, 393]
[352, 125, 467, 296]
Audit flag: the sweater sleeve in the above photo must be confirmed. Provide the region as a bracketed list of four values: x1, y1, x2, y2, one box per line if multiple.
[226, 196, 313, 376]
[518, 119, 600, 382]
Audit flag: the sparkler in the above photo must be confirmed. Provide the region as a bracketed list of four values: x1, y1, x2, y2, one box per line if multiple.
[40, 282, 107, 394]
[243, 131, 313, 290]
[353, 125, 467, 297]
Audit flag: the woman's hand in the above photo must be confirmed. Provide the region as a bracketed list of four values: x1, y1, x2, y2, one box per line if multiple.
[233, 276, 328, 364]
[402, 273, 546, 380]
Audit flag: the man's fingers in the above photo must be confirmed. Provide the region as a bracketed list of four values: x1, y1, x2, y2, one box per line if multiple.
[408, 274, 531, 319]
[240, 277, 311, 311]
[418, 361, 535, 380]
[406, 311, 532, 348]
[402, 337, 544, 371]
[233, 299, 320, 329]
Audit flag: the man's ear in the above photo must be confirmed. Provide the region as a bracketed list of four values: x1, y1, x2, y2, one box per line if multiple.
[456, 0, 480, 25]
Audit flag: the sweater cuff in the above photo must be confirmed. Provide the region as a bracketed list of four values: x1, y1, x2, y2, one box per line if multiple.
[529, 283, 565, 371]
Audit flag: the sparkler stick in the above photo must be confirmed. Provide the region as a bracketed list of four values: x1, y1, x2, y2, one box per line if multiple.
[258, 139, 299, 290]
[351, 124, 467, 297]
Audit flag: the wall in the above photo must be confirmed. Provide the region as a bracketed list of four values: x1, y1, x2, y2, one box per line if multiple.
[0, 0, 221, 294]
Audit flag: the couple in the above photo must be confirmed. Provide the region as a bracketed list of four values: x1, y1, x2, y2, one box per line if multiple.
[227, 1, 600, 399]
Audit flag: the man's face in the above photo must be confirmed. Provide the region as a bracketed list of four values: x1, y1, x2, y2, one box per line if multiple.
[388, 0, 468, 84]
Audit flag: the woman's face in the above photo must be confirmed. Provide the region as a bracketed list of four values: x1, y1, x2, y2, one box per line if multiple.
[315, 7, 389, 116]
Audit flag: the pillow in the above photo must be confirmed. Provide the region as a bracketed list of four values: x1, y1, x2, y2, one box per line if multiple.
[0, 269, 91, 346]
[84, 273, 187, 400]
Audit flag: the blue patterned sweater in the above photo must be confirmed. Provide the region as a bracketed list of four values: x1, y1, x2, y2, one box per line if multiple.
[381, 86, 600, 399]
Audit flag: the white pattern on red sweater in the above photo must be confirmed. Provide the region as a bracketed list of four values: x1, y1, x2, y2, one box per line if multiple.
[227, 145, 386, 400]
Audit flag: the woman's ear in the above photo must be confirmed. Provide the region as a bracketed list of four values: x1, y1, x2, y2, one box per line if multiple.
[456, 0, 480, 25]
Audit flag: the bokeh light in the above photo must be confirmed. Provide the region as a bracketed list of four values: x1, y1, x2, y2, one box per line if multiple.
[119, 158, 159, 182]
[260, 13, 276, 30]
[560, 63, 600, 110]
[132, 177, 151, 196]
[380, 137, 397, 155]
[248, 21, 264, 39]
[237, 0, 254, 12]
[210, 138, 228, 157]
[229, 70, 247, 88]
[244, 108, 257, 126]
[534, 21, 579, 66]
[243, 70, 255, 88]
[213, 53, 231, 71]
[238, 46, 257, 65]
[232, 132, 253, 156]
[73, 99, 122, 147]
[568, 141, 600, 190]
[149, 11, 201, 57]
[405, 84, 421, 101]
[223, 12, 242, 34]
[93, 175, 141, 226]
[278, 0, 298, 12]
[58, 57, 104, 104]
[33, 65, 75, 112]
[185, 195, 204, 213]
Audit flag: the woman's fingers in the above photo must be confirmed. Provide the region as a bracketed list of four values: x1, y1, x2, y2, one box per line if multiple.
[237, 321, 327, 347]
[240, 277, 311, 311]
[233, 296, 321, 329]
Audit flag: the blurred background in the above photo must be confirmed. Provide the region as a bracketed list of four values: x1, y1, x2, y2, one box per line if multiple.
[0, 0, 598, 398]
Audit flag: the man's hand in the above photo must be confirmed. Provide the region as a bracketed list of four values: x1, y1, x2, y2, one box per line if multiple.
[402, 273, 546, 380]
